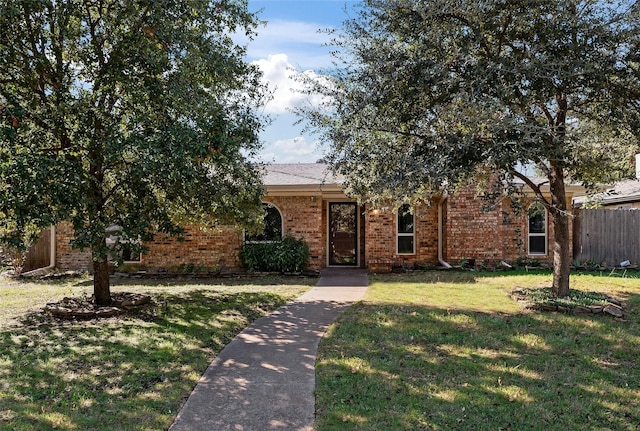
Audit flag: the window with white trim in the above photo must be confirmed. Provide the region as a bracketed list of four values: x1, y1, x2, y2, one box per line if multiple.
[397, 204, 415, 254]
[528, 202, 547, 255]
[105, 225, 142, 262]
[121, 242, 142, 262]
[245, 203, 283, 242]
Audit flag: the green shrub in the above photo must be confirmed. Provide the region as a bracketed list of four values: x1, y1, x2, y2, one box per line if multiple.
[240, 236, 310, 273]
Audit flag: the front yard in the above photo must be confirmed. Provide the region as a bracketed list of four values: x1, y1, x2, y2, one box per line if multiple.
[3, 270, 639, 430]
[314, 270, 640, 430]
[0, 275, 313, 430]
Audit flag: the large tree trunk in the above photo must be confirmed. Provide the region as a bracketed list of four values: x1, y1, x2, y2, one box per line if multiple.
[549, 162, 571, 297]
[93, 244, 111, 306]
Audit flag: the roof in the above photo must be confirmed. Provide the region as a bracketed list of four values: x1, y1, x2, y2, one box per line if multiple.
[574, 179, 640, 207]
[260, 163, 586, 199]
[262, 163, 340, 186]
[511, 176, 586, 196]
[609, 180, 640, 201]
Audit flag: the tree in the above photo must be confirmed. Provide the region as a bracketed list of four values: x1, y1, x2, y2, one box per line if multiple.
[299, 0, 640, 297]
[0, 0, 269, 305]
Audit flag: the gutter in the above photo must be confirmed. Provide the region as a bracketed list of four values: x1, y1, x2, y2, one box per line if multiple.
[437, 195, 452, 269]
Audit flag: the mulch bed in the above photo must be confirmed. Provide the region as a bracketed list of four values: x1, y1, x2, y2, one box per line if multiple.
[511, 287, 625, 318]
[44, 292, 152, 320]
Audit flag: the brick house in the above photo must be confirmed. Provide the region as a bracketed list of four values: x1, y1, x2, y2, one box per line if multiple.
[46, 163, 582, 273]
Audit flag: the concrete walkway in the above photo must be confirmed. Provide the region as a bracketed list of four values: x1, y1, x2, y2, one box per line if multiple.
[169, 268, 369, 431]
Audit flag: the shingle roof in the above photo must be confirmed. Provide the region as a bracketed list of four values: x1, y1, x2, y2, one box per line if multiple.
[262, 163, 341, 186]
[605, 179, 640, 200]
[574, 179, 640, 206]
[260, 164, 585, 197]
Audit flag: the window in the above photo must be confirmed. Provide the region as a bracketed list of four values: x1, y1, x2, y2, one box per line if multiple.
[245, 203, 283, 242]
[528, 202, 547, 255]
[122, 243, 142, 262]
[397, 204, 415, 254]
[105, 225, 142, 262]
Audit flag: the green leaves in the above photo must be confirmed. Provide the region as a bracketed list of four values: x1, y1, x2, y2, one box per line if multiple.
[301, 0, 640, 203]
[0, 1, 268, 294]
[298, 0, 640, 296]
[240, 237, 311, 273]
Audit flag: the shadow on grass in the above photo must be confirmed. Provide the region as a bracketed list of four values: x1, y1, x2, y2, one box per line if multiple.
[315, 291, 640, 430]
[0, 289, 295, 431]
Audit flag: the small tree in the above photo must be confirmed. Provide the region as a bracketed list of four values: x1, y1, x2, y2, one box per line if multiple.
[300, 0, 640, 297]
[0, 0, 269, 304]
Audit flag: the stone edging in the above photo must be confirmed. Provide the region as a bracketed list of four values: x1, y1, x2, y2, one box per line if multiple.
[511, 288, 624, 318]
[44, 293, 151, 320]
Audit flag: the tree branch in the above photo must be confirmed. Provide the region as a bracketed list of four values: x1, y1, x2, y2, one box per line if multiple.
[511, 169, 550, 207]
[496, 12, 513, 57]
[538, 103, 555, 125]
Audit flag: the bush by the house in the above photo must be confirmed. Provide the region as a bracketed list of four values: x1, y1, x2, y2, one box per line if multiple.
[240, 236, 310, 273]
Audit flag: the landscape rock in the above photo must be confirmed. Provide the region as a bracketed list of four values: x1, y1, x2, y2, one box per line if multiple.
[603, 304, 624, 318]
[73, 308, 96, 319]
[510, 287, 627, 318]
[111, 293, 151, 308]
[606, 298, 623, 307]
[45, 306, 73, 318]
[95, 307, 121, 318]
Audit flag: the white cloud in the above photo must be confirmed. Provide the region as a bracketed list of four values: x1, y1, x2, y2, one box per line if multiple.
[253, 53, 327, 114]
[232, 13, 339, 163]
[243, 19, 335, 69]
[258, 135, 324, 164]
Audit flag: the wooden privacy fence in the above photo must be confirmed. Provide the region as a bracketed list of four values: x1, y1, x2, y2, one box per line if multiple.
[574, 209, 640, 266]
[23, 228, 52, 272]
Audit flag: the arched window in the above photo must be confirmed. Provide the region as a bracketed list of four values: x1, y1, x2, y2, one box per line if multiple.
[245, 203, 283, 242]
[528, 202, 547, 255]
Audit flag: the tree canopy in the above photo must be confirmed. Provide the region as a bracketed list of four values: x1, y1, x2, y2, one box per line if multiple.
[0, 0, 269, 304]
[299, 0, 640, 296]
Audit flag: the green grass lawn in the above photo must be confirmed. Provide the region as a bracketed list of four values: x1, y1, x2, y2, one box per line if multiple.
[314, 270, 640, 431]
[0, 275, 313, 431]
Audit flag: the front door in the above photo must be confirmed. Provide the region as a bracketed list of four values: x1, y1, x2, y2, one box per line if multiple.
[329, 202, 358, 266]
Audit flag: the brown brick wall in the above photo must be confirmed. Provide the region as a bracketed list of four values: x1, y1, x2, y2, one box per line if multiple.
[142, 224, 243, 272]
[445, 191, 506, 265]
[55, 222, 92, 271]
[264, 196, 324, 269]
[53, 197, 326, 273]
[444, 188, 573, 266]
[53, 189, 574, 272]
[364, 203, 440, 267]
[53, 222, 243, 273]
[142, 196, 325, 272]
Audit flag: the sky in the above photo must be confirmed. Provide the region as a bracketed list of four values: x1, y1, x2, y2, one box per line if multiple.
[242, 0, 360, 163]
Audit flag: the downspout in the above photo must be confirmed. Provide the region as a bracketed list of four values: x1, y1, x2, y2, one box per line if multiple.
[438, 194, 452, 269]
[48, 225, 56, 269]
[20, 225, 56, 276]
